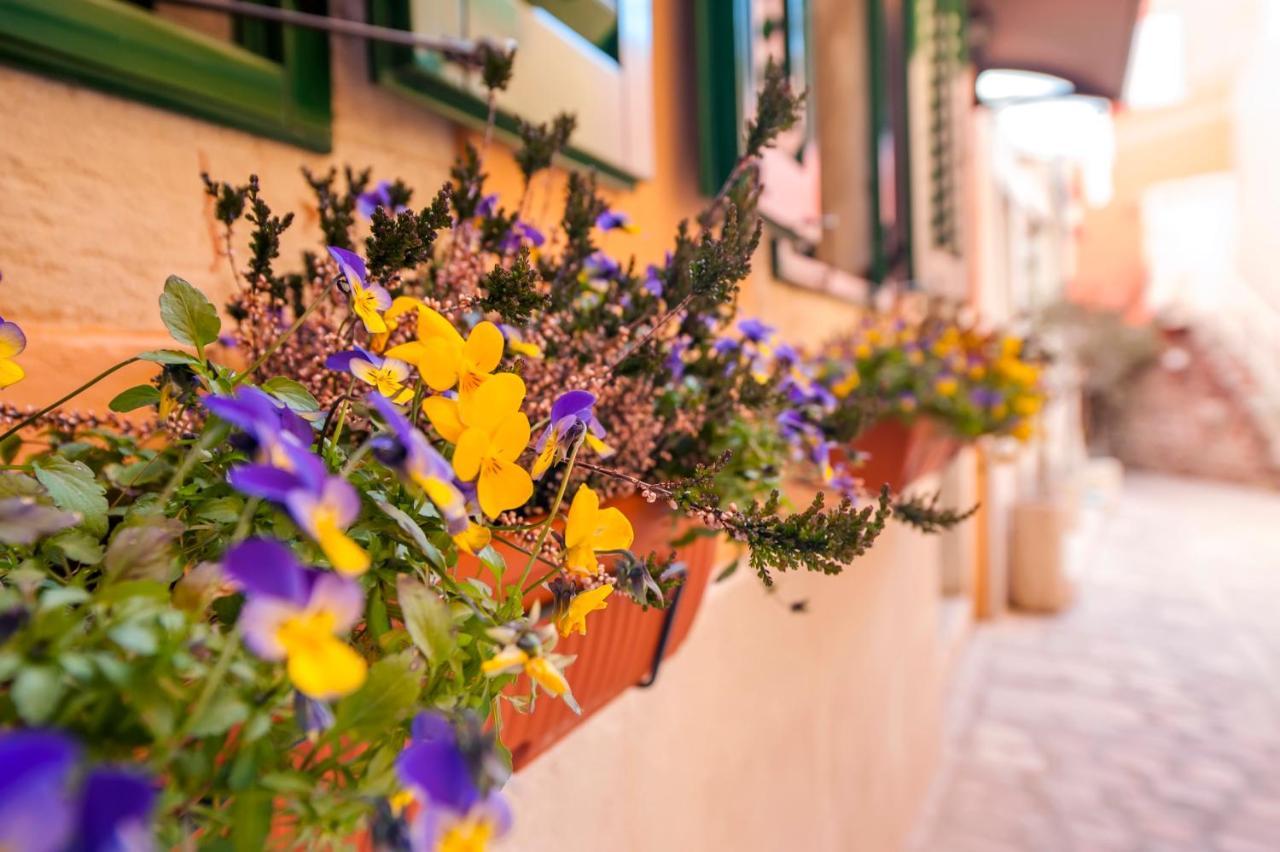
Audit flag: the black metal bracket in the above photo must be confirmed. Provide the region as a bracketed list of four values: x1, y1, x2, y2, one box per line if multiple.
[637, 580, 686, 689]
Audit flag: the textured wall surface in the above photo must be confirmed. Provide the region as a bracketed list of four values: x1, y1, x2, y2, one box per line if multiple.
[506, 517, 949, 852]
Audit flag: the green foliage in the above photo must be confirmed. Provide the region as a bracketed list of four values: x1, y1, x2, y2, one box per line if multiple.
[477, 248, 547, 324]
[159, 275, 221, 358]
[514, 112, 577, 183]
[364, 186, 452, 280]
[893, 491, 979, 534]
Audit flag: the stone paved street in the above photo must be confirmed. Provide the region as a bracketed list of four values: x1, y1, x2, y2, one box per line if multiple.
[913, 474, 1280, 852]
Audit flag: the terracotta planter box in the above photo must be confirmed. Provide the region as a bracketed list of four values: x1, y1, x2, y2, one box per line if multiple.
[462, 494, 717, 768]
[849, 418, 961, 493]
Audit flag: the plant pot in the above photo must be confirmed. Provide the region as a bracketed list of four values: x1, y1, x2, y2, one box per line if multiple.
[461, 494, 717, 769]
[849, 418, 962, 493]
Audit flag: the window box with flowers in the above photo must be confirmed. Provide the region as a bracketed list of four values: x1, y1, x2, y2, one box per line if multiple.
[0, 57, 981, 848]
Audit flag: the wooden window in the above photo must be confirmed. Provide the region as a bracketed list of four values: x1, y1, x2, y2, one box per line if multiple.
[368, 0, 654, 183]
[0, 0, 332, 151]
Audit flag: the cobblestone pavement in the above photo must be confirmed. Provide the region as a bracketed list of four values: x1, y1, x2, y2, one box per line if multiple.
[913, 474, 1280, 852]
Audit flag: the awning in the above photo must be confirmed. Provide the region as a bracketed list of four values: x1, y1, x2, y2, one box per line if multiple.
[968, 0, 1143, 100]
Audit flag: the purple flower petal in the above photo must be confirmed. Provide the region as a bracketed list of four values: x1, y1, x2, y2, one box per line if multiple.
[0, 730, 77, 852]
[549, 390, 595, 424]
[411, 712, 454, 743]
[0, 318, 27, 359]
[223, 538, 311, 606]
[308, 573, 364, 633]
[76, 767, 156, 852]
[396, 738, 479, 815]
[327, 246, 368, 288]
[227, 464, 305, 503]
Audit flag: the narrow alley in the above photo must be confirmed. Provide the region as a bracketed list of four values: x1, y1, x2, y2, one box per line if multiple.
[915, 474, 1280, 852]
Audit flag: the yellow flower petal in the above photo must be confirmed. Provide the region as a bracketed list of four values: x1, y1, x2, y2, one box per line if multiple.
[491, 413, 530, 462]
[563, 485, 600, 552]
[452, 522, 492, 555]
[482, 646, 528, 675]
[353, 294, 387, 334]
[592, 506, 634, 553]
[452, 428, 486, 482]
[564, 542, 598, 575]
[315, 517, 370, 576]
[384, 340, 430, 366]
[464, 321, 505, 374]
[416, 306, 465, 348]
[0, 358, 24, 389]
[584, 433, 614, 458]
[477, 458, 533, 519]
[557, 584, 612, 637]
[417, 336, 462, 392]
[524, 656, 568, 697]
[423, 396, 465, 444]
[287, 636, 368, 700]
[386, 296, 425, 324]
[531, 435, 558, 479]
[459, 372, 525, 432]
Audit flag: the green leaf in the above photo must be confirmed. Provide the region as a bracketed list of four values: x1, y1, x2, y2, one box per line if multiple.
[103, 519, 184, 583]
[372, 496, 445, 567]
[108, 385, 161, 413]
[159, 275, 220, 355]
[476, 544, 506, 577]
[13, 665, 64, 723]
[397, 576, 455, 665]
[0, 434, 22, 464]
[44, 529, 105, 564]
[262, 377, 320, 412]
[109, 623, 159, 656]
[195, 496, 243, 524]
[334, 653, 420, 734]
[230, 790, 272, 852]
[39, 586, 90, 609]
[32, 457, 108, 537]
[137, 349, 200, 366]
[0, 473, 40, 498]
[189, 693, 249, 737]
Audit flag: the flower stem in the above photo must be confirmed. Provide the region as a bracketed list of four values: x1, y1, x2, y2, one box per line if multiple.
[516, 438, 582, 596]
[176, 624, 241, 747]
[160, 427, 221, 503]
[0, 357, 139, 443]
[231, 290, 329, 388]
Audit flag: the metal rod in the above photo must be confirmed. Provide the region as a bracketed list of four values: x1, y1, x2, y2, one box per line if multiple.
[154, 0, 514, 67]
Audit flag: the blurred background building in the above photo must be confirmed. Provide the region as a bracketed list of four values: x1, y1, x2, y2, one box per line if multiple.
[6, 0, 1277, 849]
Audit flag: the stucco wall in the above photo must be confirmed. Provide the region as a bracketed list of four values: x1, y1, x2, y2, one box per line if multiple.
[0, 1, 961, 847]
[506, 516, 948, 852]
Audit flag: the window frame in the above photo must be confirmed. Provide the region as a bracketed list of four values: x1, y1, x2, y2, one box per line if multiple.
[366, 0, 653, 185]
[0, 0, 332, 152]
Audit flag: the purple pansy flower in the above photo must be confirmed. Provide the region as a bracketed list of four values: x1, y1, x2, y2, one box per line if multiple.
[227, 435, 369, 576]
[223, 538, 367, 699]
[475, 194, 498, 218]
[499, 220, 546, 253]
[368, 394, 469, 534]
[737, 318, 776, 344]
[666, 337, 689, 381]
[328, 246, 392, 334]
[642, 264, 664, 297]
[0, 730, 155, 852]
[397, 713, 512, 852]
[357, 180, 408, 219]
[595, 209, 636, 233]
[531, 390, 613, 479]
[582, 252, 621, 280]
[205, 386, 313, 460]
[712, 337, 740, 357]
[325, 347, 414, 403]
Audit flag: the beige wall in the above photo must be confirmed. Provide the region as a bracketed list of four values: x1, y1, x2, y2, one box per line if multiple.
[0, 1, 973, 847]
[507, 516, 949, 852]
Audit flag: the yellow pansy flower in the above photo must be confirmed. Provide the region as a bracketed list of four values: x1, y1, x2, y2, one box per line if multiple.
[556, 584, 613, 637]
[386, 307, 504, 399]
[481, 646, 570, 697]
[450, 373, 533, 519]
[563, 485, 634, 575]
[832, 371, 860, 398]
[370, 296, 425, 354]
